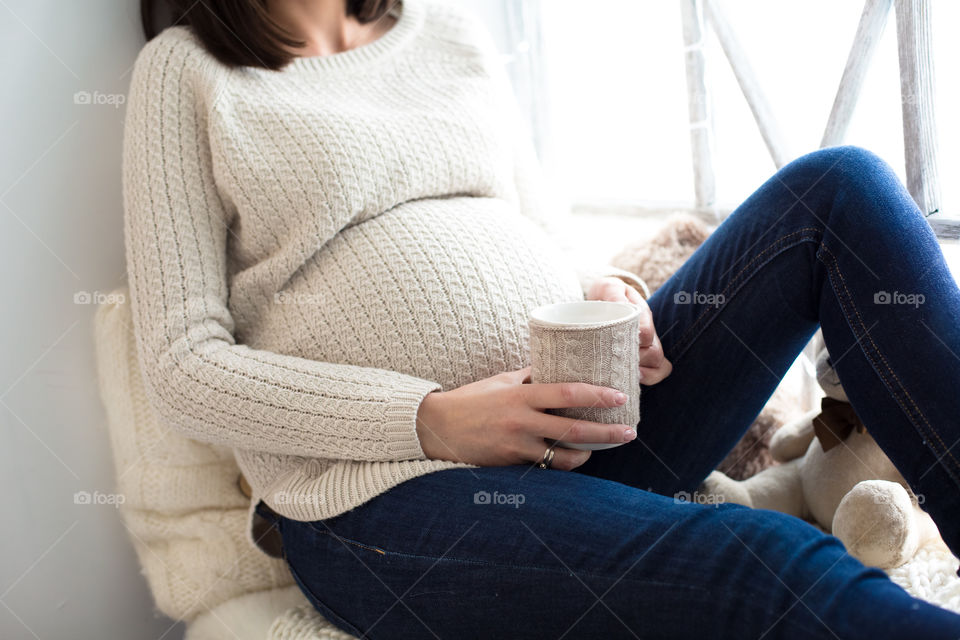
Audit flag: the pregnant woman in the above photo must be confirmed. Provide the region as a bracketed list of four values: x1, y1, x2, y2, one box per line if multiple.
[127, 0, 960, 637]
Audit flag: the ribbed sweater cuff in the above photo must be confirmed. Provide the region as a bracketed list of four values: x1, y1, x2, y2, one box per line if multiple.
[384, 376, 443, 460]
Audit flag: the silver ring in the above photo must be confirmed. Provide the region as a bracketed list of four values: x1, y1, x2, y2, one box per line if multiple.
[537, 445, 555, 470]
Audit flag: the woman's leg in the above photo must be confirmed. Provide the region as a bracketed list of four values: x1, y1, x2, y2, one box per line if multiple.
[574, 145, 960, 557]
[273, 465, 960, 639]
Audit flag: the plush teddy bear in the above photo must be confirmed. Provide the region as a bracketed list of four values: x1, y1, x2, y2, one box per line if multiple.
[700, 344, 947, 569]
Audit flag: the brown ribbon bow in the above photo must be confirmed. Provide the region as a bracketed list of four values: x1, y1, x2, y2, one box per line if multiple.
[812, 396, 867, 452]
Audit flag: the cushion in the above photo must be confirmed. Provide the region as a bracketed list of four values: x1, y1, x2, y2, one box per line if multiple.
[93, 285, 298, 622]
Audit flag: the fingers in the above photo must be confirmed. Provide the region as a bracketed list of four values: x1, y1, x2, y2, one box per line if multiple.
[521, 438, 592, 471]
[640, 356, 673, 386]
[638, 332, 665, 369]
[588, 277, 632, 303]
[587, 277, 647, 307]
[640, 362, 672, 386]
[521, 380, 629, 410]
[625, 286, 644, 305]
[637, 313, 656, 348]
[507, 365, 533, 385]
[637, 332, 672, 385]
[532, 413, 637, 446]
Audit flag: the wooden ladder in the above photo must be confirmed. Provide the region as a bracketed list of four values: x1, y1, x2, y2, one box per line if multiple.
[681, 0, 946, 229]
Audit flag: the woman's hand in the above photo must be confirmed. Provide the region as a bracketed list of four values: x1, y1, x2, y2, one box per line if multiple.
[586, 276, 673, 385]
[415, 366, 638, 469]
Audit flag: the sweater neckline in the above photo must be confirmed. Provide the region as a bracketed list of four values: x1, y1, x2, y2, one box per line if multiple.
[284, 0, 422, 73]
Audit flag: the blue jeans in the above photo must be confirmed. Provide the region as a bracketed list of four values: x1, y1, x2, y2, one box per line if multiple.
[265, 146, 960, 639]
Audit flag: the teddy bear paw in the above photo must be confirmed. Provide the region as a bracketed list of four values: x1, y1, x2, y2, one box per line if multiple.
[832, 480, 919, 569]
[699, 471, 753, 508]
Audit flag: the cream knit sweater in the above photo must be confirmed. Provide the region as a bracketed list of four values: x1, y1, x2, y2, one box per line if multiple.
[122, 0, 648, 555]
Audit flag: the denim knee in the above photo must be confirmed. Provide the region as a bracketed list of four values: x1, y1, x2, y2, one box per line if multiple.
[800, 145, 892, 194]
[718, 505, 884, 579]
[793, 145, 919, 232]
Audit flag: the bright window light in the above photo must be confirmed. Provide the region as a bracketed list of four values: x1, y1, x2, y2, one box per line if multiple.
[536, 0, 958, 215]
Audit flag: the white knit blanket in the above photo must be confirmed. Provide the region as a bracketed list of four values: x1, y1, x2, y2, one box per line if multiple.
[251, 545, 960, 639]
[886, 545, 960, 613]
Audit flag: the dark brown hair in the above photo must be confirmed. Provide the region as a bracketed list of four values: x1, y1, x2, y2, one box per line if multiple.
[140, 0, 394, 70]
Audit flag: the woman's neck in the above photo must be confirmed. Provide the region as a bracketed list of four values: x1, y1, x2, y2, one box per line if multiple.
[267, 0, 396, 57]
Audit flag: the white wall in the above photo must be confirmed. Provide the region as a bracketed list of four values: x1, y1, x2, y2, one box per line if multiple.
[0, 1, 182, 638]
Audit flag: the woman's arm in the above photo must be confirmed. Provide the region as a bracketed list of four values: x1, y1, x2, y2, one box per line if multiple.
[122, 34, 441, 462]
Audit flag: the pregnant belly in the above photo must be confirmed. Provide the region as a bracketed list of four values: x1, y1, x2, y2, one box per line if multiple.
[255, 196, 584, 390]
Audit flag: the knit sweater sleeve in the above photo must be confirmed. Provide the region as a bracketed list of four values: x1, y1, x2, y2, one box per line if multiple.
[121, 33, 441, 462]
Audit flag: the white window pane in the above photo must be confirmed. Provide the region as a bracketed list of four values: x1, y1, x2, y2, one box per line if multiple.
[537, 0, 958, 215]
[541, 1, 693, 204]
